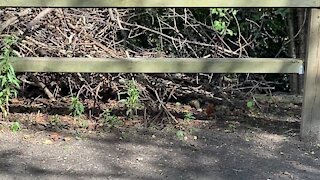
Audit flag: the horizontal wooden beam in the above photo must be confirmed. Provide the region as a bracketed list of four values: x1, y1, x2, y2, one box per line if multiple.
[7, 57, 303, 73]
[0, 0, 319, 7]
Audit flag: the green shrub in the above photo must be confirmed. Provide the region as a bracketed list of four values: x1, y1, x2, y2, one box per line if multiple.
[0, 36, 20, 118]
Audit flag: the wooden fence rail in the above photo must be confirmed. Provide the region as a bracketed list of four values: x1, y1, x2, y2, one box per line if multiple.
[9, 57, 303, 73]
[0, 0, 319, 7]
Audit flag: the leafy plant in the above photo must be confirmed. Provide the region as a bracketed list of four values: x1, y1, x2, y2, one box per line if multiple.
[49, 115, 60, 126]
[69, 96, 84, 117]
[210, 8, 238, 36]
[184, 111, 195, 122]
[11, 121, 21, 132]
[124, 80, 142, 118]
[102, 109, 122, 128]
[0, 35, 20, 118]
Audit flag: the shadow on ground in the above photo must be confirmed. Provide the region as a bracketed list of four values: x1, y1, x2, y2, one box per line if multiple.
[0, 127, 320, 180]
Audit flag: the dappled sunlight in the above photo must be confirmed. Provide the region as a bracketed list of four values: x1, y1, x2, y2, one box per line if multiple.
[249, 132, 287, 158]
[1, 128, 320, 179]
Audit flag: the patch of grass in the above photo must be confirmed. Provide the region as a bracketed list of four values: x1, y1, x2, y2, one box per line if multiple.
[69, 96, 84, 117]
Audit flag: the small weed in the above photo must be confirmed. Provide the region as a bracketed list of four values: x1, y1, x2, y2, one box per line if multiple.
[244, 133, 254, 142]
[0, 35, 20, 118]
[184, 111, 195, 122]
[188, 126, 200, 134]
[224, 123, 237, 133]
[49, 115, 60, 126]
[69, 96, 84, 117]
[124, 80, 142, 118]
[102, 109, 122, 128]
[11, 121, 21, 132]
[176, 130, 185, 140]
[79, 119, 89, 129]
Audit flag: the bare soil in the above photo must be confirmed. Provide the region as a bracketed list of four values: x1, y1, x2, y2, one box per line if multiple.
[1, 94, 319, 180]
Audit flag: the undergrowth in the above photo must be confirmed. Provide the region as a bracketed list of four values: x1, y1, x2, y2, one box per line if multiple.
[69, 96, 84, 117]
[102, 109, 123, 128]
[124, 80, 142, 118]
[0, 35, 20, 118]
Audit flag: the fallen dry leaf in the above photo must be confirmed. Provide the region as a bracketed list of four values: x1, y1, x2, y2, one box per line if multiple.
[43, 139, 53, 145]
[23, 135, 32, 139]
[49, 132, 61, 141]
[87, 122, 96, 131]
[35, 113, 47, 125]
[63, 137, 72, 141]
[10, 98, 22, 105]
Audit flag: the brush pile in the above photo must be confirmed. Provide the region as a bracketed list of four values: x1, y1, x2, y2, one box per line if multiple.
[0, 8, 278, 123]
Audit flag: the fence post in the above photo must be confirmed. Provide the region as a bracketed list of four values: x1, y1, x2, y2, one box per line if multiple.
[301, 8, 320, 141]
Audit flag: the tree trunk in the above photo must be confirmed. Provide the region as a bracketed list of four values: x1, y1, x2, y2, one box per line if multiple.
[297, 8, 308, 95]
[287, 9, 298, 94]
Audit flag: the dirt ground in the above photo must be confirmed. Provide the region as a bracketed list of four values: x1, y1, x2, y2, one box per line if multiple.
[1, 125, 320, 180]
[0, 94, 320, 180]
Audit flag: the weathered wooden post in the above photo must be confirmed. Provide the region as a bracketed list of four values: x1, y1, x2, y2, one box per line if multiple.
[301, 8, 320, 141]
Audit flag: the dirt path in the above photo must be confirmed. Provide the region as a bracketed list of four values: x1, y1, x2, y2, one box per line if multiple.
[1, 127, 319, 180]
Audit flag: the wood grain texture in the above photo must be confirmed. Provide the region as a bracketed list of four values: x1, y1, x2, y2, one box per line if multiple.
[8, 57, 303, 73]
[301, 9, 320, 141]
[0, 0, 319, 7]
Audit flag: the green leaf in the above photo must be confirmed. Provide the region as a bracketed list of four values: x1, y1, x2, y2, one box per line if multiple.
[8, 65, 15, 74]
[211, 8, 218, 15]
[1, 78, 7, 87]
[226, 29, 234, 36]
[13, 80, 20, 88]
[246, 101, 254, 109]
[11, 121, 21, 133]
